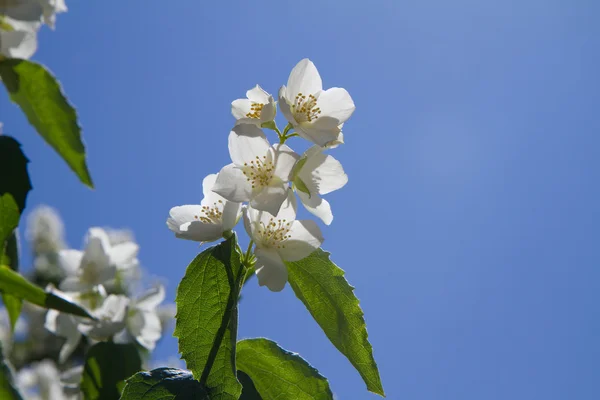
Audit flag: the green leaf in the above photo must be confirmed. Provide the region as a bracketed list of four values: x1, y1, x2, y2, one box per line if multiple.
[286, 249, 385, 396]
[120, 368, 209, 400]
[174, 234, 244, 400]
[237, 338, 332, 400]
[2, 232, 23, 332]
[0, 265, 94, 319]
[0, 59, 93, 187]
[0, 342, 23, 400]
[81, 342, 141, 400]
[1, 294, 22, 333]
[238, 370, 262, 400]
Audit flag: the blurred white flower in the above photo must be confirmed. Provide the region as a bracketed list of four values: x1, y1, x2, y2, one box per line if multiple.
[213, 125, 299, 216]
[279, 59, 354, 147]
[232, 85, 277, 127]
[291, 146, 348, 225]
[26, 205, 66, 255]
[58, 227, 139, 292]
[243, 193, 323, 292]
[77, 294, 129, 341]
[114, 285, 165, 351]
[17, 360, 74, 400]
[168, 173, 242, 243]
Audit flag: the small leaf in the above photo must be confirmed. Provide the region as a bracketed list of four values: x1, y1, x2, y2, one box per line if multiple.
[238, 370, 262, 400]
[286, 249, 385, 396]
[0, 59, 93, 187]
[1, 294, 22, 333]
[120, 368, 209, 400]
[0, 341, 23, 400]
[174, 234, 244, 400]
[237, 338, 332, 400]
[0, 265, 94, 319]
[81, 342, 141, 400]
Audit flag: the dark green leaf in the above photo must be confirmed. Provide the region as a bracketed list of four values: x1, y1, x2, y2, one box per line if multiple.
[81, 342, 141, 400]
[0, 59, 93, 187]
[238, 370, 262, 400]
[174, 234, 244, 400]
[0, 341, 23, 400]
[286, 249, 385, 396]
[120, 368, 209, 400]
[237, 338, 332, 400]
[0, 265, 94, 319]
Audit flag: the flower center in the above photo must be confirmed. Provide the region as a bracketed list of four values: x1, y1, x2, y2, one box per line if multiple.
[291, 93, 321, 123]
[194, 201, 224, 224]
[245, 102, 264, 119]
[242, 155, 275, 189]
[257, 217, 292, 249]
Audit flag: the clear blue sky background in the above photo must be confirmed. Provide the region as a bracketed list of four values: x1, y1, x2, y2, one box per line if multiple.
[2, 1, 599, 399]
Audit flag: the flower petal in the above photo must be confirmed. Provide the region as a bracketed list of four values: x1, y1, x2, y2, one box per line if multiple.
[246, 85, 271, 103]
[167, 205, 224, 242]
[135, 285, 165, 310]
[298, 149, 348, 195]
[57, 250, 82, 276]
[260, 97, 277, 123]
[296, 117, 341, 147]
[231, 98, 254, 120]
[278, 220, 324, 262]
[213, 164, 252, 203]
[83, 228, 111, 267]
[278, 86, 296, 124]
[110, 242, 139, 270]
[250, 185, 288, 216]
[297, 191, 333, 225]
[270, 144, 299, 181]
[228, 125, 269, 165]
[315, 87, 355, 124]
[254, 247, 288, 292]
[286, 59, 323, 101]
[221, 200, 242, 232]
[134, 311, 162, 350]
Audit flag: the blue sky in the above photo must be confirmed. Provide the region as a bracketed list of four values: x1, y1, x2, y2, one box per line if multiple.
[2, 1, 599, 399]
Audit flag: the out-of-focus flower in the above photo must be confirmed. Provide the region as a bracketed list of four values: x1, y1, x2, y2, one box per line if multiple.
[231, 85, 277, 127]
[114, 285, 165, 350]
[17, 360, 74, 400]
[26, 205, 66, 255]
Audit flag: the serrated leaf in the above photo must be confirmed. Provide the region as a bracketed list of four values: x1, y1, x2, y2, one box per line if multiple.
[238, 370, 262, 400]
[0, 59, 93, 187]
[0, 342, 23, 400]
[120, 368, 209, 400]
[175, 234, 244, 400]
[236, 338, 332, 400]
[81, 342, 141, 400]
[286, 249, 385, 396]
[0, 265, 94, 319]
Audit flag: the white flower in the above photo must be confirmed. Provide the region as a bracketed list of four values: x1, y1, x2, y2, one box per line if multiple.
[78, 294, 129, 341]
[279, 58, 355, 147]
[26, 205, 66, 254]
[114, 285, 165, 351]
[0, 17, 38, 58]
[167, 173, 242, 243]
[243, 193, 323, 292]
[291, 146, 348, 225]
[213, 125, 299, 216]
[231, 85, 276, 127]
[58, 227, 139, 292]
[17, 360, 73, 400]
[0, 0, 66, 28]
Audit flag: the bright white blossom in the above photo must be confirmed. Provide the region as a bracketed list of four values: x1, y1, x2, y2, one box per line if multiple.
[279, 58, 355, 147]
[231, 85, 276, 127]
[114, 285, 165, 350]
[213, 124, 299, 216]
[292, 146, 348, 225]
[243, 193, 323, 292]
[58, 227, 139, 292]
[168, 174, 242, 243]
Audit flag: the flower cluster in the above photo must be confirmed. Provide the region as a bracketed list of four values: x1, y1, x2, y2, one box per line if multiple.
[0, 0, 66, 59]
[1, 205, 176, 400]
[168, 59, 354, 292]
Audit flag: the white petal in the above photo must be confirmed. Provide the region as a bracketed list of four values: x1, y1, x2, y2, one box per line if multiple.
[167, 205, 224, 242]
[278, 220, 323, 262]
[134, 311, 162, 350]
[273, 190, 298, 222]
[278, 86, 296, 124]
[57, 250, 82, 276]
[295, 119, 341, 147]
[250, 185, 288, 216]
[254, 247, 288, 292]
[59, 277, 88, 292]
[228, 125, 270, 165]
[213, 164, 252, 203]
[315, 87, 355, 124]
[0, 27, 37, 59]
[135, 285, 165, 310]
[58, 332, 82, 364]
[259, 97, 277, 123]
[246, 85, 271, 103]
[221, 200, 242, 232]
[298, 150, 348, 195]
[110, 242, 139, 269]
[286, 59, 323, 101]
[270, 144, 299, 181]
[83, 228, 111, 267]
[231, 98, 254, 120]
[201, 173, 219, 199]
[243, 206, 257, 241]
[297, 191, 333, 225]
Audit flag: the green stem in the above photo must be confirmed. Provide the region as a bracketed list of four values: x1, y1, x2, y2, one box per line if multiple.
[282, 123, 293, 136]
[199, 255, 246, 386]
